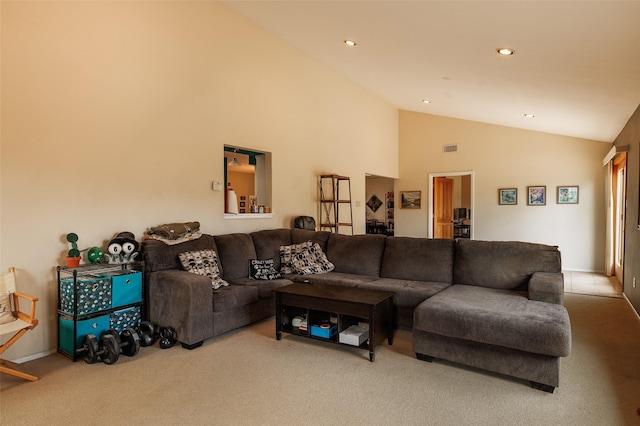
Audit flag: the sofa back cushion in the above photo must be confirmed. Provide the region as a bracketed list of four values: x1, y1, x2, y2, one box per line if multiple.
[326, 234, 387, 276]
[141, 235, 218, 274]
[213, 233, 258, 280]
[291, 229, 331, 252]
[453, 239, 562, 290]
[380, 237, 454, 283]
[250, 229, 292, 271]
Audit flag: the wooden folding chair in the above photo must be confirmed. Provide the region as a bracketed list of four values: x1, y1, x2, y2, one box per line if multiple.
[0, 267, 39, 382]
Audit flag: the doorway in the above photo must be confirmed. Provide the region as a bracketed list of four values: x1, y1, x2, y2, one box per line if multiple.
[365, 174, 394, 236]
[428, 172, 474, 239]
[612, 153, 627, 284]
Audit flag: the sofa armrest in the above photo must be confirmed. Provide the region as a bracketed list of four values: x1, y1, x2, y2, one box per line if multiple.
[528, 272, 565, 305]
[148, 269, 213, 345]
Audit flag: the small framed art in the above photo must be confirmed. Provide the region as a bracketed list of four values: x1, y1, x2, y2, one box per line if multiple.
[498, 188, 517, 205]
[367, 194, 383, 212]
[557, 186, 579, 204]
[400, 191, 421, 209]
[527, 186, 546, 206]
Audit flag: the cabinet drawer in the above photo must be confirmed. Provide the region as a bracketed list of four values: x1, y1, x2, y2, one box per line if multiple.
[111, 271, 142, 307]
[109, 306, 141, 334]
[59, 314, 110, 355]
[60, 275, 112, 315]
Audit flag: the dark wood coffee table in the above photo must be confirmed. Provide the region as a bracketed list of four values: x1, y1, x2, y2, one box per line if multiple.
[274, 283, 394, 362]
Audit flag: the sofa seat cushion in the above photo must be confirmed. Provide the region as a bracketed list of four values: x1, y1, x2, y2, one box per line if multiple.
[283, 272, 376, 287]
[212, 285, 259, 312]
[227, 277, 293, 299]
[414, 285, 571, 357]
[357, 278, 450, 308]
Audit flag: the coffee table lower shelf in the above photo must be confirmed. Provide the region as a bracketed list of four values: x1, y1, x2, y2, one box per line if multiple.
[274, 283, 394, 362]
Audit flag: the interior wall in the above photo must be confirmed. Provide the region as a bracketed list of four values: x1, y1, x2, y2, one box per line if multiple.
[0, 1, 398, 360]
[614, 105, 640, 315]
[397, 110, 611, 272]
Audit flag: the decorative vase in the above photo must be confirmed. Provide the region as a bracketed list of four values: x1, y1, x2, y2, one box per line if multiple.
[66, 256, 81, 268]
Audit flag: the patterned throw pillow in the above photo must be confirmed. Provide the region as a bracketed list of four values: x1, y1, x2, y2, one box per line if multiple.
[249, 259, 282, 280]
[279, 241, 314, 274]
[0, 291, 16, 325]
[178, 249, 229, 290]
[290, 242, 335, 275]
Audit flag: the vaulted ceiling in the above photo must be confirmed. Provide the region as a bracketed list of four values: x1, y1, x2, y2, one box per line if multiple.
[223, 1, 640, 142]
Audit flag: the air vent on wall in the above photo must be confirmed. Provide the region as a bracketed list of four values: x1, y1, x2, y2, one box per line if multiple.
[442, 144, 459, 153]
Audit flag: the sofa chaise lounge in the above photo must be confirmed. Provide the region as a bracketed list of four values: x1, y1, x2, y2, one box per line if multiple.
[141, 228, 571, 392]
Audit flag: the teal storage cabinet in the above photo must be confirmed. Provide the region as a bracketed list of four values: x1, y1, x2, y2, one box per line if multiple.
[57, 263, 143, 361]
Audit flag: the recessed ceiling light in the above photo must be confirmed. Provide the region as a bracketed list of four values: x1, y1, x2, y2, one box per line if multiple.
[496, 47, 515, 56]
[422, 99, 431, 104]
[524, 113, 535, 118]
[344, 40, 357, 47]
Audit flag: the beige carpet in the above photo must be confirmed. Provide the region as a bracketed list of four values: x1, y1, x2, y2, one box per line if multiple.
[2, 293, 639, 425]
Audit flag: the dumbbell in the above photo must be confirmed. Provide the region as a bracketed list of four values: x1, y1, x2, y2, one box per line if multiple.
[158, 326, 178, 349]
[103, 327, 141, 357]
[136, 322, 178, 349]
[79, 333, 119, 365]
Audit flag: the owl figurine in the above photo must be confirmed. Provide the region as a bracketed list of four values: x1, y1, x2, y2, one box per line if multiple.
[105, 232, 139, 264]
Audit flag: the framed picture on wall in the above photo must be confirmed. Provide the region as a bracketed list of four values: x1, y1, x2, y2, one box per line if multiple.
[367, 194, 383, 212]
[240, 201, 246, 208]
[527, 186, 546, 206]
[400, 191, 421, 209]
[498, 188, 517, 205]
[557, 186, 579, 204]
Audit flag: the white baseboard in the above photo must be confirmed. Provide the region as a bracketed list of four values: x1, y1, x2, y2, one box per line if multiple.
[623, 294, 640, 322]
[11, 349, 56, 364]
[562, 268, 607, 274]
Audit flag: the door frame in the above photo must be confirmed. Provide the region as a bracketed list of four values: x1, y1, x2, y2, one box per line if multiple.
[428, 171, 475, 239]
[612, 154, 627, 284]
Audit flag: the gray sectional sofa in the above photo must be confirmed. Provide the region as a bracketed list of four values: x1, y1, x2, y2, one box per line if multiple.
[141, 228, 571, 392]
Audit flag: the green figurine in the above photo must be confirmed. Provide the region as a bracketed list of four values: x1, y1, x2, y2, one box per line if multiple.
[66, 233, 81, 258]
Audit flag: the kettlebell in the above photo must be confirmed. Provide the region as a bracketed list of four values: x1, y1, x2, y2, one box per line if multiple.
[138, 321, 158, 347]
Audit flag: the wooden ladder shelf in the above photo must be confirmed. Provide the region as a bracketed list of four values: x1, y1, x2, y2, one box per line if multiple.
[319, 174, 353, 234]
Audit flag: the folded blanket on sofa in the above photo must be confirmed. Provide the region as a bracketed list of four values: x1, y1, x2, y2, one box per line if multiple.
[148, 221, 200, 240]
